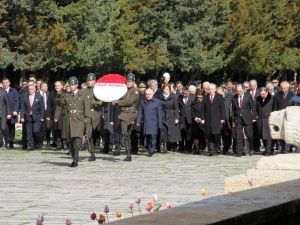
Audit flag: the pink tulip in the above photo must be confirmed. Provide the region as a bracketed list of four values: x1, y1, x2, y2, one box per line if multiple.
[152, 194, 158, 202]
[145, 203, 153, 212]
[104, 204, 110, 214]
[128, 200, 135, 209]
[166, 203, 173, 209]
[90, 212, 97, 220]
[65, 218, 72, 225]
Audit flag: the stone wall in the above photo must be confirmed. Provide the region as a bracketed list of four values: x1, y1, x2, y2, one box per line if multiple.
[107, 179, 300, 225]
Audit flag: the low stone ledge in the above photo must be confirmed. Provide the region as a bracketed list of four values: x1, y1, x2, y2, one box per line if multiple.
[107, 179, 300, 225]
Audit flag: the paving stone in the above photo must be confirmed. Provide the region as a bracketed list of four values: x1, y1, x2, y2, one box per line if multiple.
[0, 147, 261, 225]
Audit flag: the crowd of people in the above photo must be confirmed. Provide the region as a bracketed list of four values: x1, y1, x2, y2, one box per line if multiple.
[0, 72, 300, 167]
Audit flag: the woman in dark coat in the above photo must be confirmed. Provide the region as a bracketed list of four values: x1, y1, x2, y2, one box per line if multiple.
[159, 84, 181, 151]
[256, 88, 274, 156]
[191, 89, 206, 154]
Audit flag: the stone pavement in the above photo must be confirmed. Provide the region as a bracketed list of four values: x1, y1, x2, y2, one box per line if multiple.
[0, 147, 261, 225]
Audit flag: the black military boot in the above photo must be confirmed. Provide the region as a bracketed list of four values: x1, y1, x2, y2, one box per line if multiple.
[123, 138, 132, 161]
[88, 153, 96, 161]
[69, 161, 78, 167]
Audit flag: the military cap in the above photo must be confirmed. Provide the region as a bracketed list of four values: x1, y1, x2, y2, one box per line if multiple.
[87, 73, 96, 81]
[138, 81, 146, 88]
[126, 72, 135, 82]
[68, 76, 79, 85]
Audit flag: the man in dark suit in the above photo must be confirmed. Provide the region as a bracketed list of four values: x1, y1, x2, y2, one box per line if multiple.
[203, 84, 225, 156]
[232, 84, 257, 157]
[40, 82, 52, 147]
[50, 81, 64, 149]
[2, 78, 19, 149]
[0, 86, 11, 148]
[273, 81, 294, 153]
[20, 84, 45, 150]
[247, 80, 260, 152]
[217, 87, 233, 154]
[148, 79, 163, 151]
[178, 87, 196, 152]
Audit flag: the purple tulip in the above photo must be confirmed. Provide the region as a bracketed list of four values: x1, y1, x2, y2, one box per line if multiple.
[104, 204, 110, 214]
[90, 212, 97, 220]
[65, 218, 72, 225]
[128, 200, 135, 209]
[135, 197, 141, 205]
[36, 214, 44, 225]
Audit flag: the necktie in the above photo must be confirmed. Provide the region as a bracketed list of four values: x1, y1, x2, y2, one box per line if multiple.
[43, 92, 47, 110]
[239, 96, 243, 108]
[29, 95, 33, 107]
[251, 91, 255, 100]
[29, 95, 33, 115]
[210, 95, 213, 103]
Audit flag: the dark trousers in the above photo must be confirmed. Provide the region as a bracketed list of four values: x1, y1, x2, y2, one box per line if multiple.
[7, 120, 15, 145]
[131, 129, 140, 154]
[120, 120, 133, 157]
[0, 117, 8, 145]
[22, 122, 27, 148]
[253, 121, 261, 151]
[101, 129, 113, 153]
[208, 133, 221, 154]
[41, 120, 52, 143]
[179, 123, 192, 152]
[221, 123, 232, 152]
[279, 140, 290, 153]
[235, 119, 253, 155]
[71, 137, 81, 162]
[85, 123, 95, 153]
[145, 134, 157, 154]
[26, 118, 42, 149]
[0, 129, 3, 146]
[53, 129, 62, 148]
[262, 139, 272, 153]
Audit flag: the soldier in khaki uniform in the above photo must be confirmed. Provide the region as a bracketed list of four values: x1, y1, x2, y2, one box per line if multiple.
[112, 73, 139, 161]
[82, 73, 101, 161]
[56, 76, 91, 167]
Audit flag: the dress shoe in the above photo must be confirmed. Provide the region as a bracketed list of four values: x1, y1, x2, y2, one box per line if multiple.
[88, 154, 96, 162]
[242, 152, 246, 156]
[113, 151, 121, 156]
[235, 154, 242, 157]
[262, 151, 271, 156]
[249, 150, 254, 156]
[123, 156, 132, 161]
[69, 161, 78, 167]
[208, 152, 214, 156]
[28, 147, 34, 151]
[147, 152, 154, 157]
